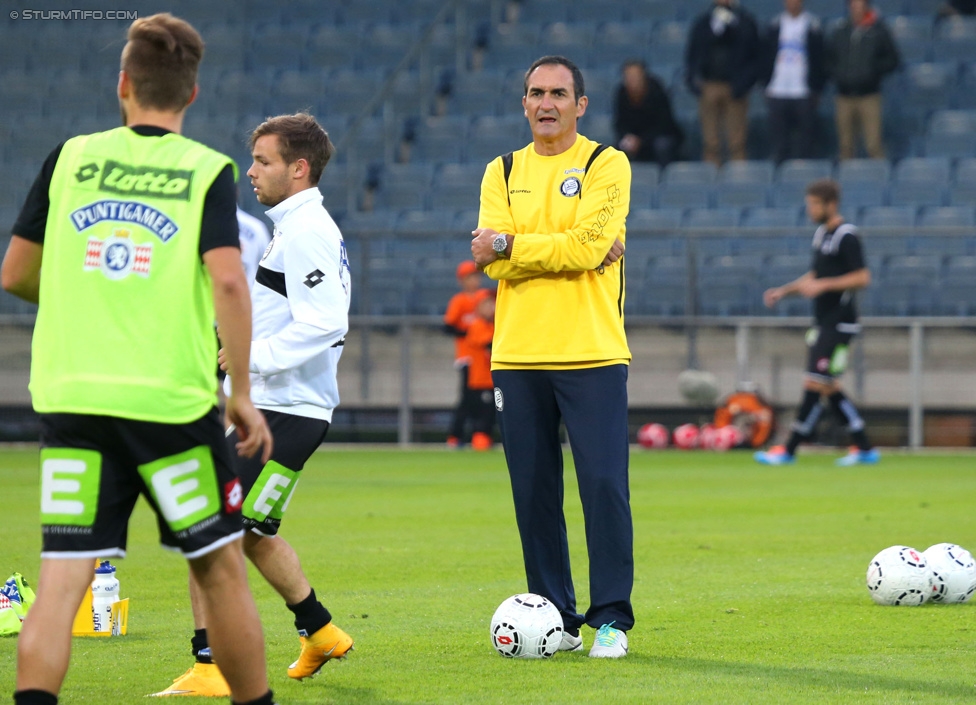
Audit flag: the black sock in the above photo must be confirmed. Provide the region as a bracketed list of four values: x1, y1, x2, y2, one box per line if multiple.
[286, 588, 332, 637]
[232, 690, 275, 705]
[828, 391, 871, 451]
[13, 690, 58, 705]
[192, 627, 213, 664]
[786, 389, 823, 456]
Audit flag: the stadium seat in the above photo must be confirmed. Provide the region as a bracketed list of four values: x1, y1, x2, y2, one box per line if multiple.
[932, 16, 976, 62]
[889, 157, 950, 207]
[902, 63, 956, 114]
[841, 182, 886, 210]
[956, 62, 976, 109]
[650, 21, 690, 65]
[626, 208, 684, 232]
[583, 113, 614, 145]
[937, 276, 976, 316]
[374, 164, 435, 211]
[917, 206, 976, 228]
[776, 159, 832, 185]
[306, 25, 363, 70]
[657, 183, 714, 209]
[714, 182, 770, 208]
[684, 208, 741, 229]
[837, 159, 891, 184]
[858, 206, 918, 228]
[741, 208, 804, 228]
[889, 15, 932, 63]
[662, 162, 718, 184]
[923, 133, 976, 159]
[394, 209, 458, 239]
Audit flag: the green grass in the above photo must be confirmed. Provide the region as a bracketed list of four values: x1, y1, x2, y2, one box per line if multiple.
[2, 446, 976, 704]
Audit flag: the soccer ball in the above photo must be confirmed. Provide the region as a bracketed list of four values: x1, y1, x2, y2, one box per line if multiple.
[713, 424, 743, 451]
[923, 543, 976, 604]
[489, 593, 563, 659]
[672, 423, 700, 450]
[866, 546, 935, 606]
[637, 423, 669, 449]
[699, 423, 718, 450]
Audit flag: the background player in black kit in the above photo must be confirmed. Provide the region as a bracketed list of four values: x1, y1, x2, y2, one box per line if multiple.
[755, 179, 880, 467]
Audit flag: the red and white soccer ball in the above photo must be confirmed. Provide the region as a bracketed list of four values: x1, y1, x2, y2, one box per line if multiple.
[866, 546, 935, 606]
[923, 543, 976, 604]
[713, 424, 744, 451]
[672, 423, 700, 450]
[490, 593, 564, 659]
[699, 424, 718, 450]
[637, 423, 669, 449]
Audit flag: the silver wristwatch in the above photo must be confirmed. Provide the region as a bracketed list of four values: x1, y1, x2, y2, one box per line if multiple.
[492, 233, 508, 255]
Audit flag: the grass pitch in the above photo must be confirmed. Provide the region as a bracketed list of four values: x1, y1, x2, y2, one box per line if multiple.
[1, 446, 975, 704]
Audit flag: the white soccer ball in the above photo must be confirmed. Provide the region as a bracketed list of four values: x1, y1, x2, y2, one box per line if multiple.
[489, 593, 563, 659]
[866, 545, 935, 606]
[923, 543, 976, 604]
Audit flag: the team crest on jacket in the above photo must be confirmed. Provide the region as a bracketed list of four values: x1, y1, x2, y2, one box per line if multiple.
[494, 387, 504, 411]
[83, 229, 152, 279]
[560, 176, 581, 197]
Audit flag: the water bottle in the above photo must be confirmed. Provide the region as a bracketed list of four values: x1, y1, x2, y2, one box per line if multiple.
[91, 561, 120, 634]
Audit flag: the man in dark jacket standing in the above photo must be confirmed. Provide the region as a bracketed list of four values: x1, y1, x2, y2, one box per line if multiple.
[760, 0, 827, 162]
[685, 0, 760, 165]
[613, 60, 684, 166]
[825, 0, 900, 160]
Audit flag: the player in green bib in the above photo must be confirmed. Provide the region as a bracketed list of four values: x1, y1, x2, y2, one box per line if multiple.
[1, 14, 276, 705]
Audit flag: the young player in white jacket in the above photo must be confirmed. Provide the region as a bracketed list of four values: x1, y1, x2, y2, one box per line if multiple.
[154, 113, 353, 698]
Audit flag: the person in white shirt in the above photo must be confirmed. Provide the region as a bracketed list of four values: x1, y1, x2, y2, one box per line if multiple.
[759, 0, 827, 162]
[236, 205, 271, 286]
[153, 113, 353, 698]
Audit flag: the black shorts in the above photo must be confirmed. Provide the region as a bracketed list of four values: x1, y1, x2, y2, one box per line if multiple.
[231, 409, 329, 537]
[805, 326, 854, 384]
[39, 409, 244, 560]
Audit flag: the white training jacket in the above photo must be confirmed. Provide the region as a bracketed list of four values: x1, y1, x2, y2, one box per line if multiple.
[224, 187, 351, 422]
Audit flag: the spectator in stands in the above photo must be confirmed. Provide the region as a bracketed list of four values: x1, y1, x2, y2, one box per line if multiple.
[938, 0, 976, 18]
[443, 260, 488, 448]
[825, 0, 900, 160]
[463, 291, 497, 451]
[612, 59, 684, 166]
[760, 0, 827, 163]
[755, 179, 879, 467]
[685, 0, 761, 165]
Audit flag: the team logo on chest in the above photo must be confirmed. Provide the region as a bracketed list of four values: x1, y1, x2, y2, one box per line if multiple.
[83, 228, 152, 279]
[559, 176, 581, 197]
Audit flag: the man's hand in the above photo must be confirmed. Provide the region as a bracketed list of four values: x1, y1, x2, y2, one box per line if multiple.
[619, 134, 641, 156]
[471, 227, 500, 267]
[217, 346, 229, 373]
[602, 238, 625, 267]
[762, 287, 784, 308]
[225, 394, 273, 464]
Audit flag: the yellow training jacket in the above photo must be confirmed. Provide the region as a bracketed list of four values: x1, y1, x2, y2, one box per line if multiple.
[480, 134, 631, 369]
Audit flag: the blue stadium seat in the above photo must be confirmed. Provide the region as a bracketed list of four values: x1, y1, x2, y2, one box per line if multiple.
[837, 159, 891, 184]
[305, 25, 362, 70]
[858, 206, 918, 227]
[842, 182, 886, 210]
[657, 183, 714, 209]
[698, 276, 758, 316]
[923, 133, 976, 159]
[651, 21, 691, 65]
[889, 15, 932, 63]
[902, 63, 956, 114]
[394, 209, 458, 239]
[776, 159, 832, 184]
[957, 62, 976, 109]
[684, 208, 741, 229]
[662, 161, 718, 184]
[538, 22, 596, 53]
[637, 274, 689, 316]
[630, 163, 661, 191]
[932, 16, 976, 62]
[627, 208, 684, 232]
[571, 0, 631, 23]
[870, 278, 935, 316]
[583, 113, 615, 145]
[917, 206, 976, 227]
[889, 157, 950, 207]
[340, 210, 399, 240]
[375, 164, 435, 210]
[950, 158, 976, 205]
[937, 276, 976, 315]
[714, 182, 770, 208]
[741, 208, 804, 228]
